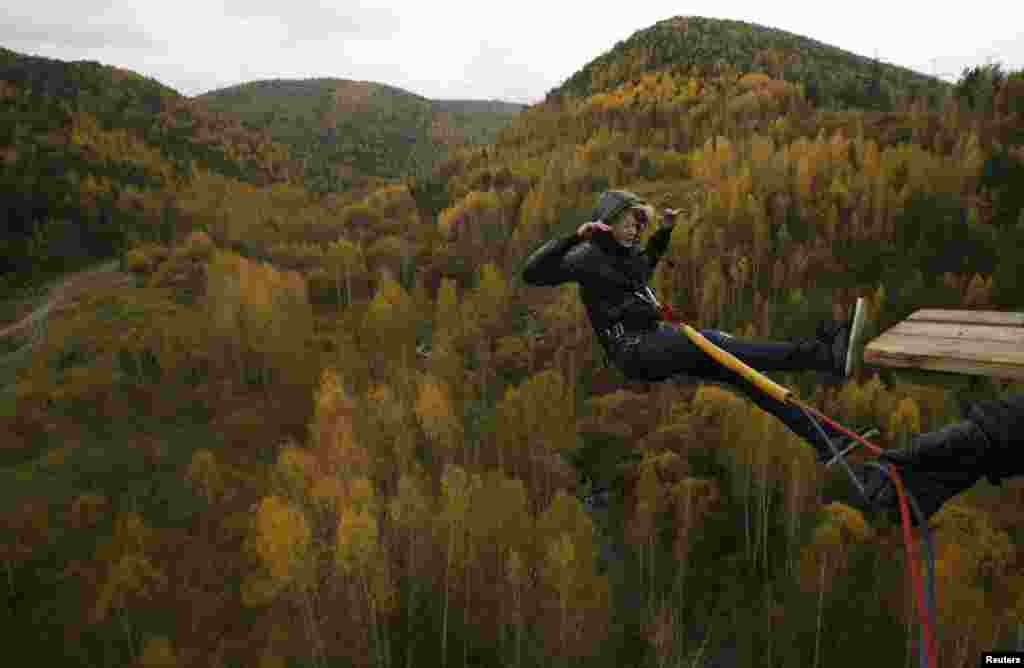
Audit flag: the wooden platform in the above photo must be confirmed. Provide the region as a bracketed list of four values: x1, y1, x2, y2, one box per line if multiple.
[863, 309, 1024, 381]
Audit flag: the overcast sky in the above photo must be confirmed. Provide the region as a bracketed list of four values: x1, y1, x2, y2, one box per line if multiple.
[2, 1, 1022, 104]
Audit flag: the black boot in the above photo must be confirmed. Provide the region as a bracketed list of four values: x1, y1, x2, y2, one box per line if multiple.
[816, 298, 867, 379]
[790, 336, 835, 373]
[849, 419, 993, 525]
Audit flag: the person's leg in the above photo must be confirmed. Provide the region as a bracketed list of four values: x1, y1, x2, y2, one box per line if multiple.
[616, 323, 846, 462]
[695, 327, 830, 373]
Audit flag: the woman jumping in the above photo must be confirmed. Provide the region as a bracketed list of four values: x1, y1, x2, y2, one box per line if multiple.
[521, 189, 874, 466]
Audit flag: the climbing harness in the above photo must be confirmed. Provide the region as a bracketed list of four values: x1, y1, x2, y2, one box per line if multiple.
[633, 286, 941, 668]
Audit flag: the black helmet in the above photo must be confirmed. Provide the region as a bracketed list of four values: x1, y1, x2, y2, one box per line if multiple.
[592, 190, 646, 225]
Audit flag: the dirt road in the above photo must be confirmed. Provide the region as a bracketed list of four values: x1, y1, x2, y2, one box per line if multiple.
[0, 260, 133, 342]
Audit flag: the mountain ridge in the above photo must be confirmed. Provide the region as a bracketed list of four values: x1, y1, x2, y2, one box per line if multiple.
[196, 77, 525, 190]
[547, 15, 951, 109]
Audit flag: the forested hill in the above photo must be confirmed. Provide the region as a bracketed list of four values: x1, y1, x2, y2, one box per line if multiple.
[0, 47, 309, 285]
[548, 16, 950, 110]
[0, 47, 298, 185]
[197, 79, 525, 191]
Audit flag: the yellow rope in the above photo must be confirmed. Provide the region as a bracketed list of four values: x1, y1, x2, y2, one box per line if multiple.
[676, 322, 792, 403]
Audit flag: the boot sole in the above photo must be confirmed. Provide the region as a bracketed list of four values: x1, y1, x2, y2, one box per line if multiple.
[844, 297, 867, 377]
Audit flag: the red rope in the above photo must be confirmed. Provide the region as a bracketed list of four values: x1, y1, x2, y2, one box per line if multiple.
[797, 403, 938, 668]
[658, 304, 939, 667]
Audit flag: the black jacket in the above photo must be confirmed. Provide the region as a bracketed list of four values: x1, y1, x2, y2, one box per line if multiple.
[962, 393, 1024, 484]
[521, 226, 674, 350]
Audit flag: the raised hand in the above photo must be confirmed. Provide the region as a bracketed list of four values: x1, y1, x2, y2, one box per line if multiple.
[660, 207, 682, 228]
[577, 221, 613, 239]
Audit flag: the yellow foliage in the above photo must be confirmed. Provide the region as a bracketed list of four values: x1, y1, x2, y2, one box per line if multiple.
[310, 475, 347, 517]
[259, 653, 287, 668]
[68, 493, 108, 530]
[693, 384, 745, 421]
[125, 248, 154, 274]
[796, 154, 814, 202]
[310, 368, 370, 477]
[474, 262, 509, 332]
[750, 134, 775, 165]
[92, 553, 167, 623]
[108, 511, 152, 556]
[325, 238, 364, 273]
[931, 502, 1013, 579]
[546, 532, 577, 597]
[251, 495, 312, 587]
[507, 549, 525, 587]
[414, 375, 462, 456]
[361, 273, 417, 364]
[441, 464, 477, 524]
[434, 278, 461, 339]
[630, 460, 661, 545]
[241, 571, 282, 608]
[335, 505, 379, 575]
[276, 445, 317, 499]
[389, 470, 431, 529]
[348, 476, 376, 513]
[139, 635, 178, 668]
[517, 369, 576, 451]
[187, 449, 223, 502]
[366, 234, 407, 276]
[495, 335, 529, 373]
[818, 501, 873, 543]
[671, 478, 720, 524]
[182, 230, 215, 260]
[797, 502, 872, 594]
[888, 396, 922, 444]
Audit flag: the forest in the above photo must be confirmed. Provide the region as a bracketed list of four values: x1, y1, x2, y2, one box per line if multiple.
[197, 79, 524, 192]
[2, 15, 1024, 668]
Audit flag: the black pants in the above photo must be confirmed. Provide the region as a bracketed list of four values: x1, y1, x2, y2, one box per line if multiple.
[611, 322, 845, 463]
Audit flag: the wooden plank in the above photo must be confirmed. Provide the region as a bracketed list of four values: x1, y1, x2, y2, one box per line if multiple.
[886, 320, 1024, 345]
[864, 309, 1024, 379]
[864, 332, 1024, 380]
[906, 309, 1024, 327]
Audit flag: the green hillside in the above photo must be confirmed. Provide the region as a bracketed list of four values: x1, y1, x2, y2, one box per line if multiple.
[197, 79, 524, 191]
[549, 16, 950, 110]
[0, 47, 304, 288]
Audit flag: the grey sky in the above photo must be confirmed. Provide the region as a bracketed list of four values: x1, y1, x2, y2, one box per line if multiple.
[2, 1, 1021, 104]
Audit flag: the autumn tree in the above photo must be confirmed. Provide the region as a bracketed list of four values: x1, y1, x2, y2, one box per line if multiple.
[242, 495, 313, 607]
[535, 490, 610, 660]
[473, 262, 509, 339]
[888, 397, 922, 448]
[414, 374, 464, 468]
[309, 367, 371, 483]
[361, 272, 417, 385]
[434, 277, 461, 347]
[138, 635, 178, 668]
[89, 512, 168, 662]
[495, 369, 576, 502]
[388, 469, 432, 662]
[186, 449, 224, 504]
[336, 477, 394, 668]
[324, 237, 366, 308]
[928, 502, 1013, 665]
[438, 464, 481, 667]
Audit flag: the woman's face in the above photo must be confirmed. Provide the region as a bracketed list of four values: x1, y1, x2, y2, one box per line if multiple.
[611, 207, 649, 248]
